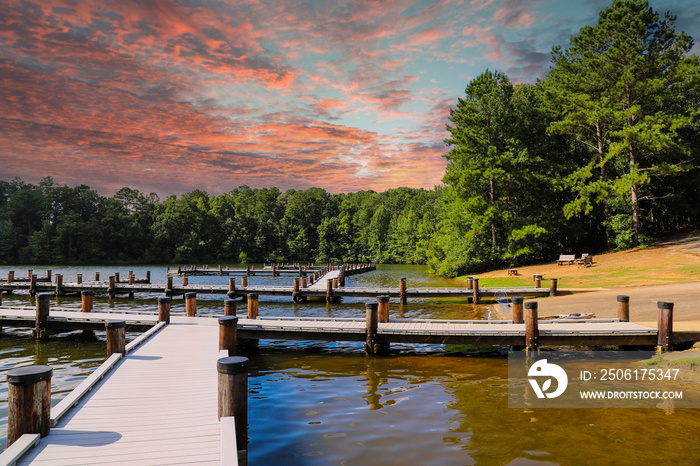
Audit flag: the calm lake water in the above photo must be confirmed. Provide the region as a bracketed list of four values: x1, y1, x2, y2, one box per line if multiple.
[1, 265, 700, 464]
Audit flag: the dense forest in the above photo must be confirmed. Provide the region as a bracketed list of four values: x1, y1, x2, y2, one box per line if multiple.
[1, 0, 698, 276]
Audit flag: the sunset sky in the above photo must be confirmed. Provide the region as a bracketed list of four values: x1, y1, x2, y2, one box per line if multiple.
[1, 0, 699, 197]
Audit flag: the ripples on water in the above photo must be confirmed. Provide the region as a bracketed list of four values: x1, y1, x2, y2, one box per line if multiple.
[1, 265, 700, 464]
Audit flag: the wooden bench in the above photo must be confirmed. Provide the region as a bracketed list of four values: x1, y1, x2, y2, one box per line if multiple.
[556, 254, 575, 265]
[507, 269, 518, 276]
[576, 255, 593, 267]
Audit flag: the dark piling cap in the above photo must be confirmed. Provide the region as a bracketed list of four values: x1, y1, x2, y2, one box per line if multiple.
[219, 316, 239, 326]
[365, 301, 379, 310]
[550, 278, 558, 282]
[248, 293, 259, 300]
[377, 295, 390, 303]
[217, 356, 248, 375]
[617, 295, 629, 303]
[158, 296, 171, 304]
[224, 299, 236, 306]
[657, 301, 674, 310]
[185, 292, 197, 299]
[533, 274, 542, 279]
[524, 301, 538, 309]
[400, 277, 407, 281]
[512, 296, 524, 304]
[105, 320, 126, 329]
[36, 293, 51, 301]
[81, 290, 94, 297]
[7, 365, 53, 386]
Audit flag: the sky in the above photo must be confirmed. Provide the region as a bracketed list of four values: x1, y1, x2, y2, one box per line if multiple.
[1, 0, 699, 198]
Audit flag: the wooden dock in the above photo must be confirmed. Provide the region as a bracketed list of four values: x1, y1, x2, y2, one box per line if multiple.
[3, 296, 700, 464]
[7, 317, 226, 465]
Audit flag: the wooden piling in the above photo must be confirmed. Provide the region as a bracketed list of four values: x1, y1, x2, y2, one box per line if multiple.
[81, 290, 94, 312]
[55, 274, 63, 296]
[365, 301, 379, 355]
[301, 277, 307, 288]
[34, 293, 50, 340]
[30, 274, 37, 296]
[293, 278, 301, 303]
[617, 295, 630, 322]
[158, 296, 171, 324]
[224, 299, 237, 316]
[472, 278, 480, 304]
[185, 292, 197, 317]
[657, 301, 674, 352]
[534, 274, 542, 288]
[77, 274, 82, 284]
[105, 320, 126, 357]
[129, 274, 135, 285]
[7, 270, 14, 283]
[525, 301, 539, 352]
[165, 276, 173, 296]
[399, 277, 407, 304]
[512, 296, 524, 324]
[6, 365, 53, 447]
[549, 278, 558, 297]
[466, 277, 473, 289]
[247, 294, 259, 319]
[219, 316, 238, 356]
[146, 271, 151, 283]
[114, 272, 120, 283]
[182, 276, 189, 286]
[242, 277, 248, 288]
[108, 276, 116, 298]
[326, 279, 334, 303]
[217, 356, 248, 463]
[339, 268, 345, 287]
[95, 272, 100, 281]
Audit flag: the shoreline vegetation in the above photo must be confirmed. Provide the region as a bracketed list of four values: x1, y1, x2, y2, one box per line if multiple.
[2, 1, 699, 277]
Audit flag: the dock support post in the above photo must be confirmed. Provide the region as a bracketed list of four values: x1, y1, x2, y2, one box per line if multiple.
[617, 295, 630, 322]
[549, 278, 558, 297]
[106, 320, 126, 357]
[466, 277, 473, 290]
[165, 276, 173, 297]
[228, 278, 236, 299]
[219, 316, 238, 356]
[657, 301, 674, 352]
[95, 272, 100, 281]
[512, 296, 524, 324]
[30, 274, 37, 296]
[525, 301, 539, 353]
[326, 279, 334, 303]
[247, 294, 259, 319]
[7, 270, 14, 283]
[293, 278, 300, 303]
[339, 267, 345, 287]
[472, 278, 480, 304]
[77, 274, 82, 284]
[182, 276, 188, 287]
[224, 299, 237, 316]
[55, 274, 63, 296]
[129, 273, 135, 285]
[6, 365, 53, 447]
[146, 271, 151, 283]
[108, 276, 116, 298]
[0, 290, 2, 306]
[377, 296, 390, 354]
[114, 272, 120, 283]
[185, 292, 197, 317]
[399, 277, 407, 305]
[242, 277, 248, 288]
[81, 290, 94, 312]
[534, 275, 542, 288]
[246, 265, 250, 276]
[34, 293, 50, 340]
[365, 301, 379, 355]
[218, 356, 248, 465]
[158, 296, 171, 324]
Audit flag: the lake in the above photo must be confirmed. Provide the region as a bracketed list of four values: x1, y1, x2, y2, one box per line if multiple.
[1, 264, 700, 464]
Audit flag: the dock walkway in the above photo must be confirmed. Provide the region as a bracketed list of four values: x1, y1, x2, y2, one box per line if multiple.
[14, 317, 223, 465]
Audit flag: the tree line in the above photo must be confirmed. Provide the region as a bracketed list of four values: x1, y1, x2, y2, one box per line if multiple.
[1, 1, 698, 276]
[0, 178, 438, 266]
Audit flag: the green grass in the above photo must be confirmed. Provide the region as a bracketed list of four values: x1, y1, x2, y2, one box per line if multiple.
[456, 276, 530, 287]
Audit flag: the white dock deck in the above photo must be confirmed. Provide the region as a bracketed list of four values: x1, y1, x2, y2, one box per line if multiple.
[15, 317, 222, 465]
